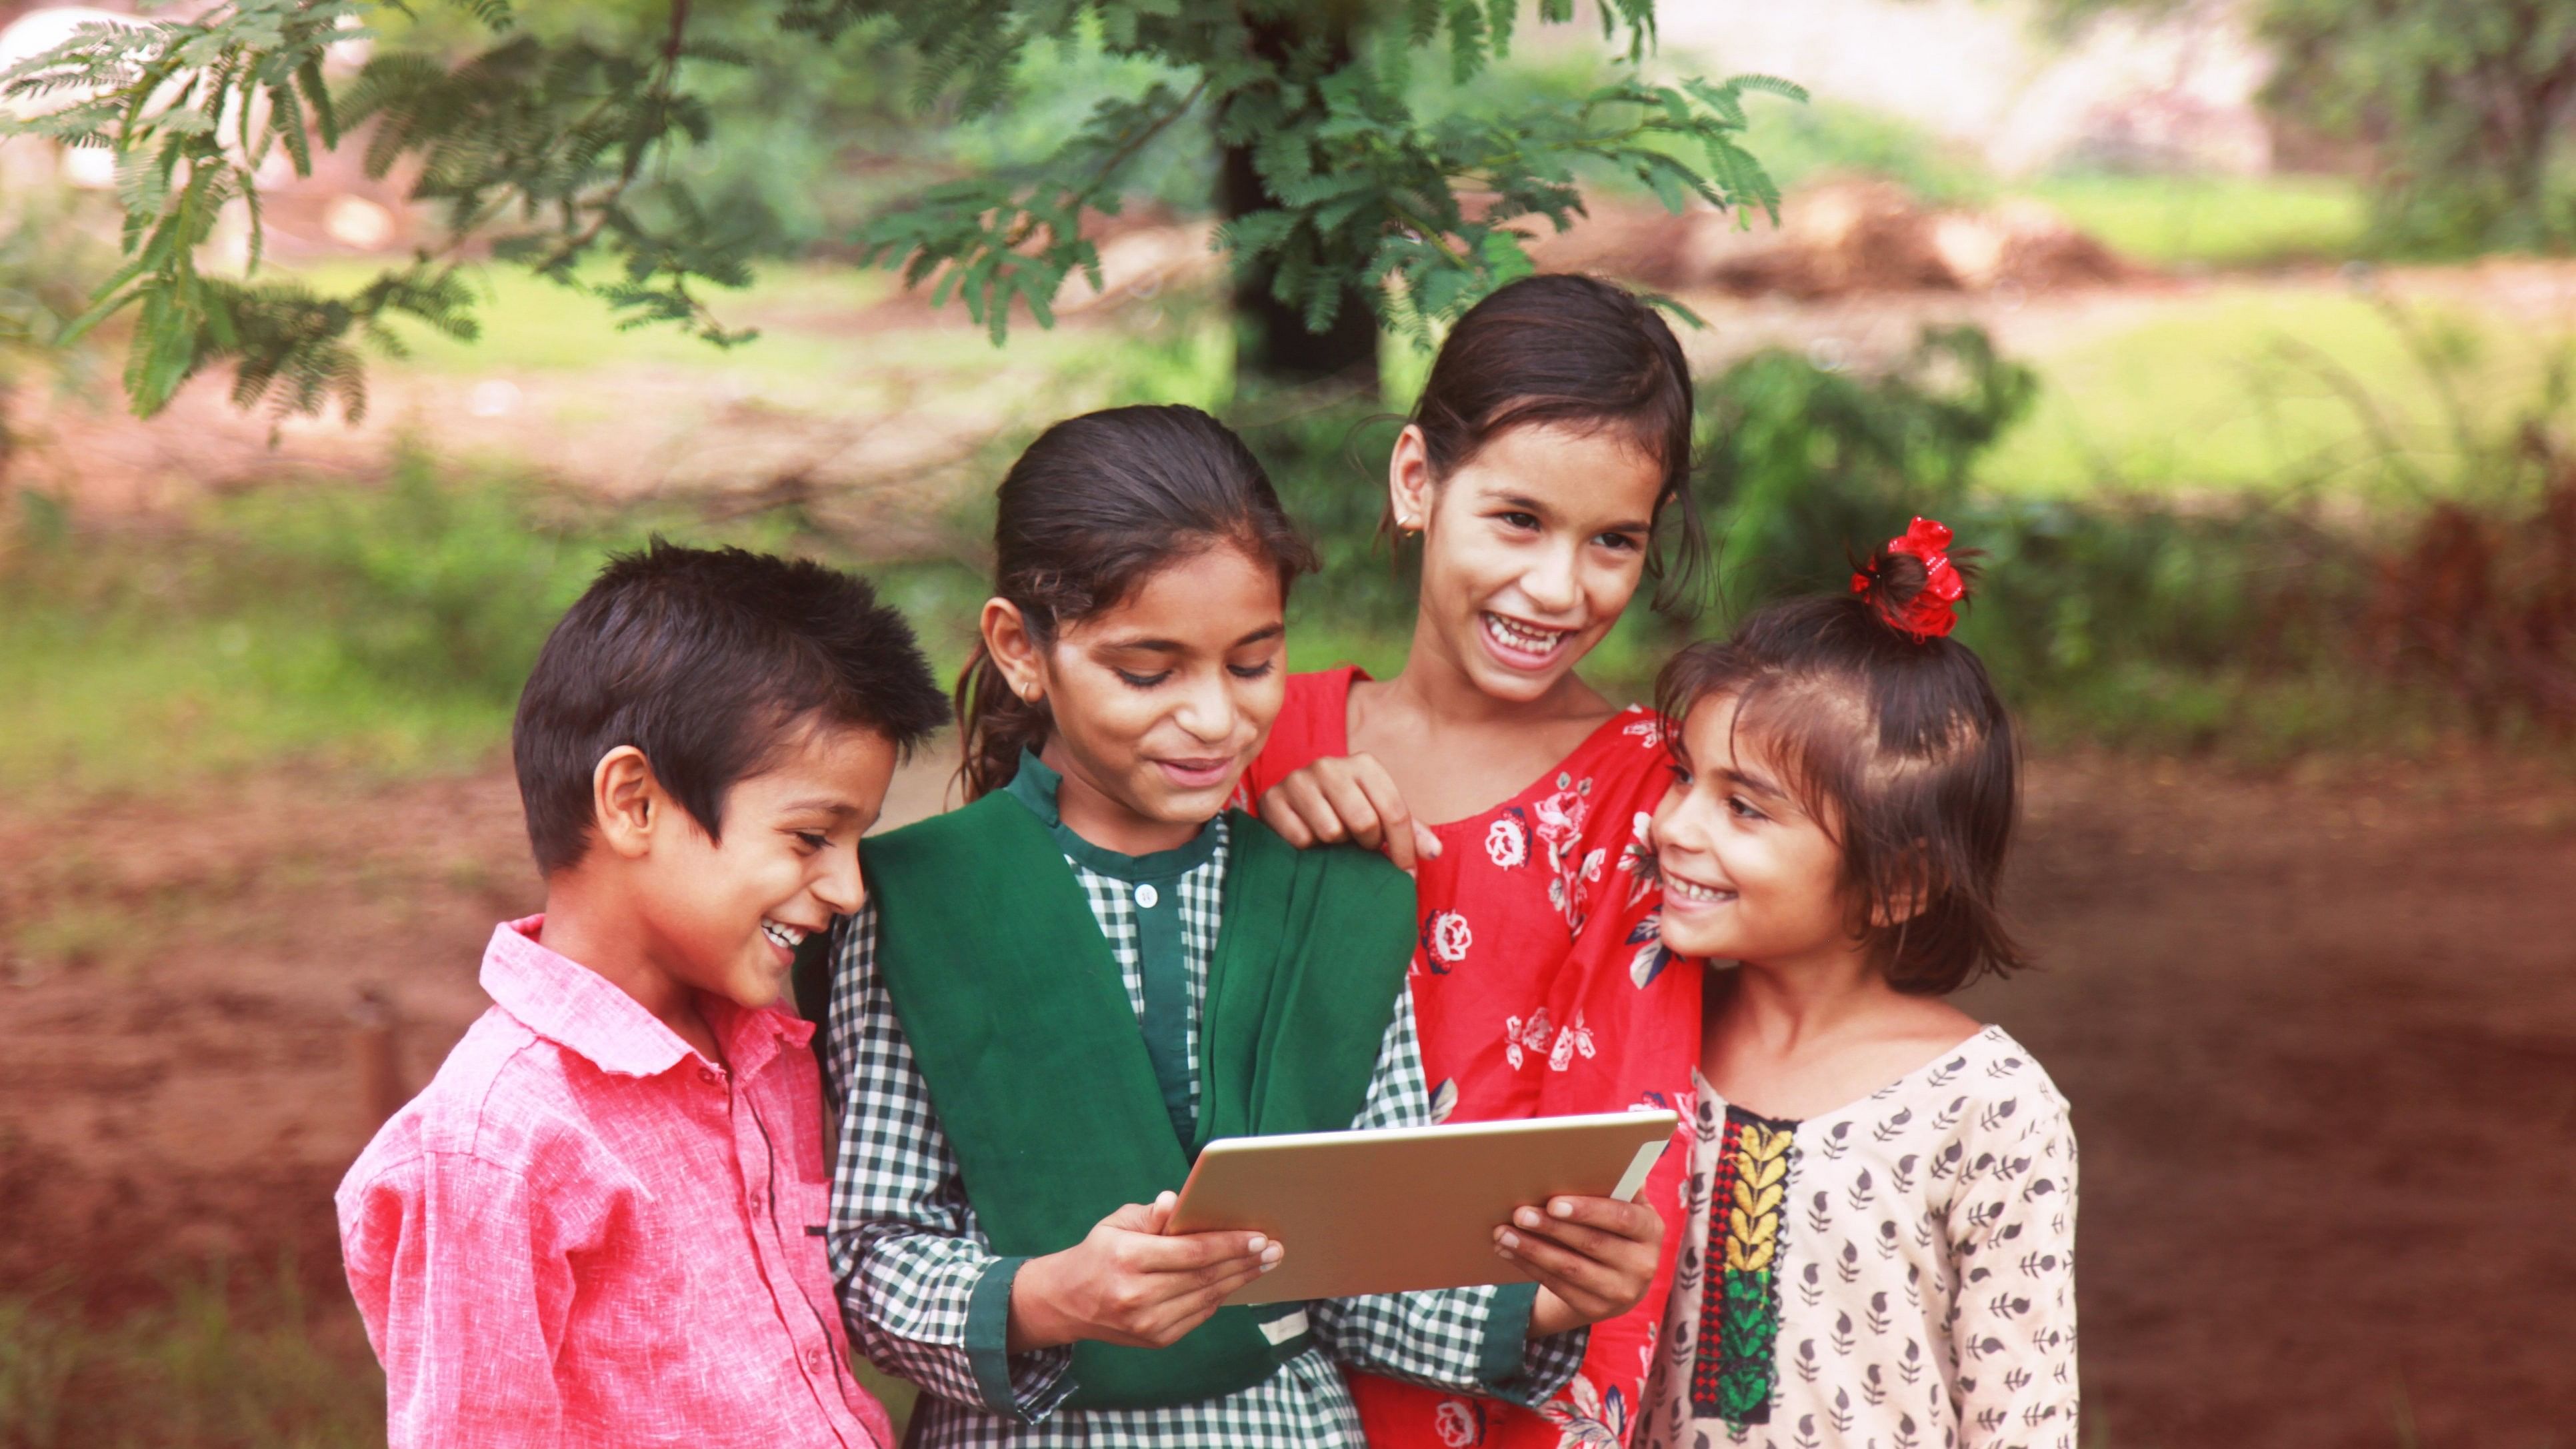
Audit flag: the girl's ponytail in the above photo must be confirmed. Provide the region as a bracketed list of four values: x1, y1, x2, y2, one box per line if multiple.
[954, 405, 1317, 800]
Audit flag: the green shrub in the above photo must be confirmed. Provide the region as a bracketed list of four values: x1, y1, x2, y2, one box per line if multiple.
[1692, 325, 2039, 618]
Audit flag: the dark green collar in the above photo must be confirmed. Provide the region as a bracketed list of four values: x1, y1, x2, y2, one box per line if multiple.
[1001, 748, 1221, 883]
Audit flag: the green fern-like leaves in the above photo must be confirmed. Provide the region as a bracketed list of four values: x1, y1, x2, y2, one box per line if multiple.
[853, 1, 1802, 351]
[3, 0, 1801, 419]
[2, 0, 756, 421]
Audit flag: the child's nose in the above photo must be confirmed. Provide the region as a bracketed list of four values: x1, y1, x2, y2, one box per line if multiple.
[1173, 677, 1237, 741]
[813, 850, 865, 915]
[1520, 548, 1581, 614]
[1648, 789, 1699, 851]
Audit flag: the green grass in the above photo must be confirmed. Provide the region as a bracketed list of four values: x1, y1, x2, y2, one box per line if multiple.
[0, 463, 954, 794]
[1979, 289, 2573, 501]
[1725, 95, 2370, 271]
[0, 467, 1005, 795]
[1739, 99, 1999, 207]
[0, 1267, 383, 1449]
[2019, 172, 2369, 270]
[279, 258, 1237, 423]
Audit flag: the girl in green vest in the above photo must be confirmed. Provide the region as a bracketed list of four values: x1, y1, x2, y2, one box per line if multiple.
[818, 405, 1664, 1447]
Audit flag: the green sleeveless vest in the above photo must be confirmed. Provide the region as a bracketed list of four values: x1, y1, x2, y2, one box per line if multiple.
[859, 786, 1416, 1410]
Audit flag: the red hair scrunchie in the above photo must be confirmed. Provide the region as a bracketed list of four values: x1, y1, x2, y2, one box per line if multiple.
[1851, 515, 1965, 640]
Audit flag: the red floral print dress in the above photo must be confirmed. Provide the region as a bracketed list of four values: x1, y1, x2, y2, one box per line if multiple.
[1239, 667, 1703, 1449]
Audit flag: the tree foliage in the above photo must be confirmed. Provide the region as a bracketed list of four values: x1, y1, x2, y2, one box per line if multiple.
[0, 0, 1799, 420]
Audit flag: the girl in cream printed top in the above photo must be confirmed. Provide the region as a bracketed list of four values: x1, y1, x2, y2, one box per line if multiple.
[1638, 521, 2079, 1449]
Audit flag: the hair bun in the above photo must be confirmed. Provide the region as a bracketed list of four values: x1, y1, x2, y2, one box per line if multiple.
[1849, 517, 1969, 641]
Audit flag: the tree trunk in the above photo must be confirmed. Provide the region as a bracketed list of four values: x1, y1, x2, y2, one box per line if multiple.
[1217, 11, 1377, 391]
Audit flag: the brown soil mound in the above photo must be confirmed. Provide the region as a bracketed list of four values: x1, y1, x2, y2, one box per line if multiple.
[1531, 179, 2137, 298]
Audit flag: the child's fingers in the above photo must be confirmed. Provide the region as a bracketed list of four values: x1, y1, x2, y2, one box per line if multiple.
[1143, 1263, 1271, 1344]
[1312, 765, 1389, 851]
[1493, 1225, 1618, 1301]
[1498, 1209, 1625, 1266]
[1257, 787, 1320, 847]
[1345, 754, 1420, 868]
[1531, 1194, 1663, 1246]
[1412, 818, 1444, 863]
[1173, 1251, 1277, 1300]
[1269, 773, 1351, 844]
[1127, 1227, 1272, 1274]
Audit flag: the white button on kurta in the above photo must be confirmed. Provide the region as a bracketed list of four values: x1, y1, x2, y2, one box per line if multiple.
[1134, 883, 1159, 908]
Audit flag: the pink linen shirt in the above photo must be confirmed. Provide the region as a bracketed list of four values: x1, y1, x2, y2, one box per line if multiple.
[337, 916, 895, 1449]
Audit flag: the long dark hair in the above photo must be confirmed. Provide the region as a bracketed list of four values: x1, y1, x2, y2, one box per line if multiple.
[1654, 541, 2023, 994]
[1406, 273, 1707, 615]
[957, 405, 1318, 799]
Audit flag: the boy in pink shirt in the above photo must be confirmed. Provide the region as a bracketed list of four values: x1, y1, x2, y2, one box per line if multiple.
[337, 543, 947, 1448]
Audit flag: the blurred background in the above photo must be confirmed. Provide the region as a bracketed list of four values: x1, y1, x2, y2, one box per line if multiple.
[1, 0, 2570, 1444]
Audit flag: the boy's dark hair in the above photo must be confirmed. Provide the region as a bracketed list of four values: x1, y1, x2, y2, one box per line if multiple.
[1407, 273, 1705, 616]
[513, 541, 948, 875]
[1655, 545, 2024, 993]
[955, 403, 1317, 800]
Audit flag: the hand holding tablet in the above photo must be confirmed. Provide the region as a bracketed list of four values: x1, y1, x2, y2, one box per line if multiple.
[1167, 1109, 1680, 1308]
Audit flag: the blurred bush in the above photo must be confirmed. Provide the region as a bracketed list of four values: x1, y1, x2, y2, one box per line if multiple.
[1693, 326, 2039, 615]
[219, 464, 602, 707]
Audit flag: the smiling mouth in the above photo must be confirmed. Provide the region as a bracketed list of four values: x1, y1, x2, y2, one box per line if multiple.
[1663, 872, 1737, 906]
[1155, 756, 1235, 787]
[759, 919, 811, 953]
[1480, 611, 1575, 664]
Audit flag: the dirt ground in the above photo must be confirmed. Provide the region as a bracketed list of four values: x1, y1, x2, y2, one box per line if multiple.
[3, 746, 2570, 1446]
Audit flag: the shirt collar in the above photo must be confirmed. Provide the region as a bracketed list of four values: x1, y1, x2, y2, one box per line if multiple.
[1001, 747, 1223, 882]
[479, 916, 813, 1079]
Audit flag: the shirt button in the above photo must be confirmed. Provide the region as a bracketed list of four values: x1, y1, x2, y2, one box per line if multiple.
[1134, 883, 1159, 909]
[697, 1066, 720, 1086]
[748, 1186, 767, 1213]
[803, 1346, 830, 1375]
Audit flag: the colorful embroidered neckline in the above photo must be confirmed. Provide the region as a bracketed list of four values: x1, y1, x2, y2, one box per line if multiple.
[1692, 1103, 1799, 1427]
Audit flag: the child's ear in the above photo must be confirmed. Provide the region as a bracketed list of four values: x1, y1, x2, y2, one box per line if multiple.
[981, 597, 1047, 701]
[1387, 423, 1435, 533]
[591, 746, 663, 859]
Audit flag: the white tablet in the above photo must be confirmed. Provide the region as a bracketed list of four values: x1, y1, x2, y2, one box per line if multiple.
[1167, 1108, 1681, 1306]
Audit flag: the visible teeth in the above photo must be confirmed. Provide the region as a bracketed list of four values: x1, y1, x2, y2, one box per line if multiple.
[761, 920, 807, 949]
[1669, 877, 1733, 903]
[1483, 613, 1569, 655]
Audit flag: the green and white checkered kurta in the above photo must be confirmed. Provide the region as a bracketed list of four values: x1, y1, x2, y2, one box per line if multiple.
[823, 808, 1587, 1448]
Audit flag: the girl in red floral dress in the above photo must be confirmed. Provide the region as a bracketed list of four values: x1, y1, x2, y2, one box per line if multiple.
[1237, 275, 1707, 1449]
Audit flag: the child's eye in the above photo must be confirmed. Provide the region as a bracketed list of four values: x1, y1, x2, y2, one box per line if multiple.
[793, 830, 831, 852]
[1228, 661, 1277, 681]
[1665, 762, 1692, 787]
[1115, 669, 1171, 689]
[1595, 532, 1643, 553]
[1496, 511, 1541, 531]
[1727, 794, 1767, 822]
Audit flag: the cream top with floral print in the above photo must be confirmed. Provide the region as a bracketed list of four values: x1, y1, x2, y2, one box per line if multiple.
[1639, 1024, 2079, 1449]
